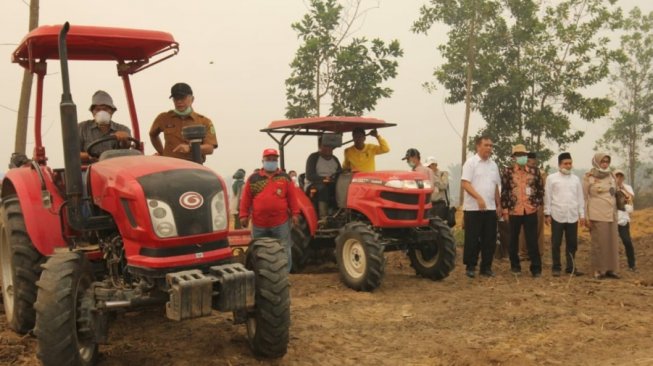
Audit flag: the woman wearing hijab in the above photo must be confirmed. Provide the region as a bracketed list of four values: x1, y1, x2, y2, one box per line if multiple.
[583, 153, 620, 279]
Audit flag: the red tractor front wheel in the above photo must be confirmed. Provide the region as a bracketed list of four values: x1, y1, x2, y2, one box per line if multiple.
[335, 222, 385, 292]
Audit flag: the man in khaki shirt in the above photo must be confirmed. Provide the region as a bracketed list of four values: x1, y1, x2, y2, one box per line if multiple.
[150, 83, 218, 161]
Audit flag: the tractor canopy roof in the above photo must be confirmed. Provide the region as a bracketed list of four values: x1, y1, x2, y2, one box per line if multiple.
[12, 24, 178, 73]
[262, 116, 396, 135]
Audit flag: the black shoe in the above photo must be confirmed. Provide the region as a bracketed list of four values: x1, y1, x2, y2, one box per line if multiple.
[605, 271, 621, 279]
[532, 272, 541, 278]
[465, 270, 475, 278]
[480, 270, 495, 277]
[552, 270, 561, 277]
[629, 267, 638, 273]
[566, 270, 584, 277]
[511, 268, 522, 275]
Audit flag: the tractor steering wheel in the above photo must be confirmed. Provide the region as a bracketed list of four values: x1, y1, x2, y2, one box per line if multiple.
[85, 135, 141, 159]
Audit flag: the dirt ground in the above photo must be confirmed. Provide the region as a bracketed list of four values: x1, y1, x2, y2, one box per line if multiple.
[2, 211, 653, 366]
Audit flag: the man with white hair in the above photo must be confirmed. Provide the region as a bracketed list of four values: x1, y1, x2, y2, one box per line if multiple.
[425, 156, 449, 221]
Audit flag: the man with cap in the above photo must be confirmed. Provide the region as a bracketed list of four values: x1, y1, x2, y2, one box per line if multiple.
[614, 169, 636, 271]
[425, 156, 450, 221]
[78, 90, 132, 163]
[239, 149, 300, 272]
[403, 148, 438, 202]
[461, 135, 502, 278]
[149, 82, 218, 161]
[305, 136, 342, 219]
[544, 152, 585, 276]
[500, 144, 545, 277]
[342, 128, 390, 172]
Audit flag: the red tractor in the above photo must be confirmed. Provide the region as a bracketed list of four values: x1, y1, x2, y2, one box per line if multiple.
[0, 23, 289, 365]
[262, 117, 456, 291]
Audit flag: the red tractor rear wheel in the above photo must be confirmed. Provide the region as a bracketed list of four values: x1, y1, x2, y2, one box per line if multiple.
[245, 237, 290, 358]
[1, 196, 44, 334]
[290, 215, 311, 273]
[408, 218, 456, 280]
[335, 222, 385, 292]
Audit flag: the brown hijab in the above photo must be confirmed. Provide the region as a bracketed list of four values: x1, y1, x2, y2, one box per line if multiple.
[590, 152, 611, 179]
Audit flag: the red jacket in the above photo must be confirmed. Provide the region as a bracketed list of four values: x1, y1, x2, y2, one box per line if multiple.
[239, 169, 300, 227]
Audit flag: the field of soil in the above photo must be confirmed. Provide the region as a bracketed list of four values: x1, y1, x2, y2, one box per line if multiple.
[2, 210, 653, 366]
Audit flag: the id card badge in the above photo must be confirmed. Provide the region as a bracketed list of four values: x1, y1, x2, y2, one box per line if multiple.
[525, 187, 532, 196]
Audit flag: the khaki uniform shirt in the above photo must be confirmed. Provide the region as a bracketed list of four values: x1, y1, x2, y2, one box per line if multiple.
[149, 110, 218, 161]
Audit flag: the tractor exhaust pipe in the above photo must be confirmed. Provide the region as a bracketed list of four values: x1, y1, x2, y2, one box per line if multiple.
[58, 22, 84, 230]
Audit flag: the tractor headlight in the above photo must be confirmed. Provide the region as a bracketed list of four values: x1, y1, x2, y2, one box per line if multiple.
[147, 199, 178, 238]
[384, 180, 420, 189]
[211, 192, 228, 231]
[422, 180, 432, 189]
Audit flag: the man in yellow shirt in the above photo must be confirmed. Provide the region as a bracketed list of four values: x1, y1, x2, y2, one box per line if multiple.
[342, 128, 390, 172]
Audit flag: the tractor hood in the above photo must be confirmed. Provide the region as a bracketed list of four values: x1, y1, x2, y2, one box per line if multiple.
[352, 170, 431, 187]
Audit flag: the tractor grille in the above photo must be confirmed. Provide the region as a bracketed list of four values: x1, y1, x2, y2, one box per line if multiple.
[380, 191, 426, 205]
[383, 208, 418, 220]
[138, 169, 222, 237]
[139, 239, 229, 258]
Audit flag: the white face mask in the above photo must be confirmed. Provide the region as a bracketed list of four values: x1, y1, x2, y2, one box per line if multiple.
[559, 168, 571, 175]
[94, 110, 112, 125]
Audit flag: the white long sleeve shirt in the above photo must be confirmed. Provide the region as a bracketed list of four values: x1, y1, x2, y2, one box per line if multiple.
[544, 171, 585, 223]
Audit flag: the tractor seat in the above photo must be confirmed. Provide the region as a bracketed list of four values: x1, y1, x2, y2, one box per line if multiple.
[99, 149, 143, 161]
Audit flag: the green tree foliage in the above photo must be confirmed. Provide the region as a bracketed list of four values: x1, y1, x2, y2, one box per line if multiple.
[285, 0, 403, 118]
[415, 0, 621, 168]
[597, 7, 653, 191]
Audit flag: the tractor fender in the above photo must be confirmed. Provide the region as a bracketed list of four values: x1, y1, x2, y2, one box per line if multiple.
[2, 166, 66, 256]
[293, 187, 318, 235]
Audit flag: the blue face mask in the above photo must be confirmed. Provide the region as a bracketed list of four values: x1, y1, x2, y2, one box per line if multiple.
[174, 107, 192, 116]
[516, 156, 528, 166]
[263, 161, 278, 172]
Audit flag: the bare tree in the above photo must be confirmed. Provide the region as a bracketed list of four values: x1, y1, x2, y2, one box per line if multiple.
[14, 0, 39, 158]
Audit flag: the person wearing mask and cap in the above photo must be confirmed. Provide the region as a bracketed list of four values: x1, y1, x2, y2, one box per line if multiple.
[149, 82, 218, 161]
[583, 153, 620, 279]
[403, 148, 438, 203]
[500, 144, 545, 277]
[544, 152, 585, 277]
[424, 156, 449, 221]
[614, 169, 636, 272]
[342, 127, 390, 172]
[239, 149, 300, 272]
[78, 90, 131, 163]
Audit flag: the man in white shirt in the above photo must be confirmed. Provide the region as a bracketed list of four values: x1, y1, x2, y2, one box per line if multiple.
[544, 152, 585, 276]
[461, 136, 502, 278]
[615, 170, 636, 271]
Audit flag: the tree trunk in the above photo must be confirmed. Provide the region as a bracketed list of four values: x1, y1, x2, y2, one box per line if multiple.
[459, 0, 478, 205]
[14, 0, 39, 156]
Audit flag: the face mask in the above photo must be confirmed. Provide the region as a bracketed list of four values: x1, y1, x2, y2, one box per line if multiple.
[174, 107, 192, 116]
[559, 168, 571, 175]
[291, 176, 297, 182]
[407, 161, 416, 169]
[94, 110, 111, 125]
[599, 167, 610, 173]
[515, 156, 528, 166]
[262, 161, 278, 172]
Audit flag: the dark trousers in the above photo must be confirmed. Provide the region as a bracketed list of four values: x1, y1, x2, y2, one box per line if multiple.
[618, 223, 636, 268]
[509, 213, 541, 274]
[463, 211, 497, 272]
[430, 200, 448, 221]
[550, 219, 578, 272]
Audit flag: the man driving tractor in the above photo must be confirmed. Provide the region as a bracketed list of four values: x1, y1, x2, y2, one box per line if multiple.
[78, 90, 131, 163]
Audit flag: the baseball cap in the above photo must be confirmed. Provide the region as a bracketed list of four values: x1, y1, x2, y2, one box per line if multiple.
[401, 148, 420, 160]
[89, 90, 116, 111]
[262, 148, 279, 157]
[170, 82, 193, 99]
[424, 156, 437, 166]
[614, 169, 625, 176]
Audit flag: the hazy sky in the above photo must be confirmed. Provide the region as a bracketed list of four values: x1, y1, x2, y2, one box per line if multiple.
[1, 0, 650, 179]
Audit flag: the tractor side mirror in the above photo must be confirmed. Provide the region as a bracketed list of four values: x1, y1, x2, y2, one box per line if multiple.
[182, 125, 206, 164]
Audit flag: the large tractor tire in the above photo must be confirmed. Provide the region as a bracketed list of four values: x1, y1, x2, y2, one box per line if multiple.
[1, 196, 44, 333]
[408, 217, 456, 280]
[290, 215, 311, 273]
[245, 237, 290, 358]
[335, 222, 385, 292]
[34, 252, 98, 366]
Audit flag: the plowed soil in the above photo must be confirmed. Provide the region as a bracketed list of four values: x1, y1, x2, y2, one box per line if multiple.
[2, 210, 653, 366]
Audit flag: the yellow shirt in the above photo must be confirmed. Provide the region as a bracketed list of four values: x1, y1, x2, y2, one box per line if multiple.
[342, 136, 390, 172]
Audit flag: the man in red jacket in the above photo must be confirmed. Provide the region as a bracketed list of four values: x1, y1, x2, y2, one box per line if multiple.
[239, 148, 300, 272]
